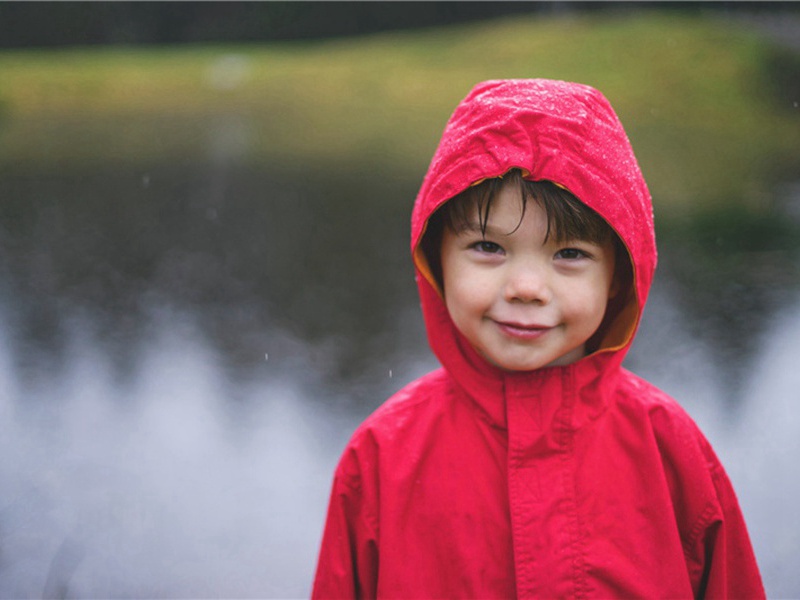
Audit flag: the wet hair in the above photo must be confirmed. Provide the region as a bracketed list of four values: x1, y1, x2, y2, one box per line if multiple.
[421, 169, 625, 289]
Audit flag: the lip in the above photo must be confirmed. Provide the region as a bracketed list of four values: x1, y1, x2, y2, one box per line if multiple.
[493, 320, 552, 340]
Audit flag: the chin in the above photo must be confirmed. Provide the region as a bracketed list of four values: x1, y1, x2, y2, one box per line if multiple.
[487, 354, 552, 372]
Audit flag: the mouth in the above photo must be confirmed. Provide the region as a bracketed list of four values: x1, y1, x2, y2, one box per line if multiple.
[493, 320, 553, 340]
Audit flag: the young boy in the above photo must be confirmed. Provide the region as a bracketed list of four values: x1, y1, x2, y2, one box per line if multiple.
[312, 79, 764, 598]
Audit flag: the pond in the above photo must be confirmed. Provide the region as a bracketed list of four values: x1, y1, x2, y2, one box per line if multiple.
[0, 164, 798, 597]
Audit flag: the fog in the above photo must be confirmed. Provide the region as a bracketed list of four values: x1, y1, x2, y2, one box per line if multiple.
[0, 305, 354, 597]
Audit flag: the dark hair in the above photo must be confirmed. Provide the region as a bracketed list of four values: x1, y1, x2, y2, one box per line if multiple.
[421, 169, 624, 288]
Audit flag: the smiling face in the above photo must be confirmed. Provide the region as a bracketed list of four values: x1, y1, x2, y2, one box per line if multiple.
[439, 181, 618, 371]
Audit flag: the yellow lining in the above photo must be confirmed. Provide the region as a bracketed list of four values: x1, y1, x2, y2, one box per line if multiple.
[413, 241, 442, 297]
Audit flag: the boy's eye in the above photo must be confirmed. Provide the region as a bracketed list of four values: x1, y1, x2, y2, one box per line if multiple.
[556, 248, 588, 260]
[471, 241, 503, 254]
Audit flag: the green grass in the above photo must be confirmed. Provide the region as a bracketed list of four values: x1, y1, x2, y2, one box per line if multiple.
[0, 10, 797, 213]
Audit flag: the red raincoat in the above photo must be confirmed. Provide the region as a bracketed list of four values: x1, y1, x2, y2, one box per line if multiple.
[312, 80, 764, 599]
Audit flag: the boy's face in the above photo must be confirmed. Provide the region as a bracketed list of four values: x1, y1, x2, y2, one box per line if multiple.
[439, 182, 617, 371]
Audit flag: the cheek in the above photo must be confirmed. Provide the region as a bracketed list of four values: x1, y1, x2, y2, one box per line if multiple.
[443, 269, 495, 319]
[445, 278, 481, 316]
[561, 277, 612, 324]
[587, 286, 613, 325]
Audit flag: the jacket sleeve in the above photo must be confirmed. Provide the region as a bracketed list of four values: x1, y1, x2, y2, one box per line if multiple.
[312, 458, 379, 600]
[688, 442, 765, 599]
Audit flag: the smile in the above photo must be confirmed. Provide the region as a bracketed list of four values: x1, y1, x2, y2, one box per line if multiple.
[493, 320, 552, 340]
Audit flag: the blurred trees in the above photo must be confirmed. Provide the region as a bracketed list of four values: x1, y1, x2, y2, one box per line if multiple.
[0, 1, 793, 49]
[0, 2, 544, 48]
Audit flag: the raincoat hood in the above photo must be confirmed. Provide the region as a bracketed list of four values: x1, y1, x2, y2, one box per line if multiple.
[412, 79, 656, 389]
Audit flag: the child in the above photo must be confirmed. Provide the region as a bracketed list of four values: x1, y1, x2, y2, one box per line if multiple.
[312, 79, 764, 599]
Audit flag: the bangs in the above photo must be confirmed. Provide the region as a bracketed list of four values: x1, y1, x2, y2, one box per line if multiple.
[441, 170, 613, 246]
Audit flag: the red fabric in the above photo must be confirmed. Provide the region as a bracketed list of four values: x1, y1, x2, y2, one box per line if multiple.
[312, 79, 764, 599]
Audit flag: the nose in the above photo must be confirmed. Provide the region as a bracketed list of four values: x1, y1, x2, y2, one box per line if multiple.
[503, 260, 552, 304]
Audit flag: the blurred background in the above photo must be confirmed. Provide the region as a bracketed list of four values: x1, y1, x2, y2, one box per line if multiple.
[0, 2, 798, 597]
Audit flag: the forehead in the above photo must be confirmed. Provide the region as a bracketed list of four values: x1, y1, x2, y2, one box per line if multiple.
[449, 181, 524, 224]
[458, 187, 537, 231]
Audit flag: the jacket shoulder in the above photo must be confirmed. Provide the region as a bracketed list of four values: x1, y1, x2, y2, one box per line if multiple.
[615, 368, 707, 447]
[611, 373, 765, 595]
[614, 369, 731, 474]
[360, 368, 453, 431]
[333, 368, 454, 485]
[613, 369, 739, 540]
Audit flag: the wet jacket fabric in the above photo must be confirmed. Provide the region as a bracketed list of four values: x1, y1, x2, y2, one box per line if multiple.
[312, 79, 764, 599]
